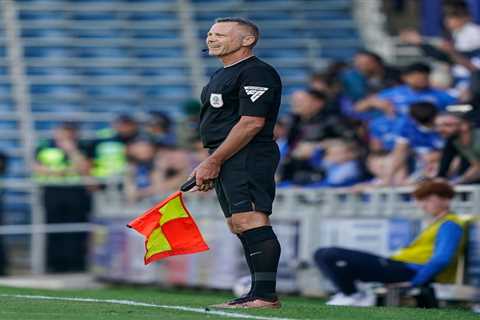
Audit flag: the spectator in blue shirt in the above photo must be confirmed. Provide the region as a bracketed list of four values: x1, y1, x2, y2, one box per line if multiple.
[339, 51, 400, 121]
[355, 63, 457, 119]
[387, 102, 444, 185]
[308, 140, 363, 187]
[341, 50, 401, 102]
[368, 115, 403, 152]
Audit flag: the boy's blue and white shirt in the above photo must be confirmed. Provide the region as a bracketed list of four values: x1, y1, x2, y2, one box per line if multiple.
[395, 116, 444, 175]
[395, 116, 444, 152]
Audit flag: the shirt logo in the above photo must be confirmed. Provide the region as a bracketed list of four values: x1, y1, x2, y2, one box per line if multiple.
[244, 86, 269, 102]
[210, 93, 223, 108]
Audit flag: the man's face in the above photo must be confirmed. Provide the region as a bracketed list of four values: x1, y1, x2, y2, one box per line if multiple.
[114, 121, 137, 137]
[435, 115, 461, 138]
[416, 195, 449, 217]
[445, 16, 468, 32]
[354, 54, 377, 75]
[128, 141, 156, 162]
[310, 96, 326, 113]
[206, 22, 243, 57]
[54, 127, 76, 141]
[403, 72, 430, 90]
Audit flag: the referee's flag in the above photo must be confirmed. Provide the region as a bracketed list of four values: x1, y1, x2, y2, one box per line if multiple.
[127, 191, 209, 264]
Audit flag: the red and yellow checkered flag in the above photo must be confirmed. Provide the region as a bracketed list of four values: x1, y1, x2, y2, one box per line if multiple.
[127, 191, 209, 264]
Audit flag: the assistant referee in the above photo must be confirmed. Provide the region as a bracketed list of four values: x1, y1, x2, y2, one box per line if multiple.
[191, 17, 282, 309]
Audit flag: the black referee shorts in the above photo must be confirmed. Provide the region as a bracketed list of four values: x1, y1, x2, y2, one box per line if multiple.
[211, 142, 280, 218]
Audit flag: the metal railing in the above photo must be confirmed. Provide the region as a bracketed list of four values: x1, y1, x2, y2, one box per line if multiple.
[1, 178, 479, 278]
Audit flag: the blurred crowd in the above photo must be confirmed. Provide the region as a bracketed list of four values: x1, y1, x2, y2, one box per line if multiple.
[33, 107, 209, 201]
[276, 0, 480, 190]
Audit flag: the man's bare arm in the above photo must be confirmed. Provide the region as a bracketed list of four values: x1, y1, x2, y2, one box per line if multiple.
[387, 141, 409, 185]
[455, 162, 480, 184]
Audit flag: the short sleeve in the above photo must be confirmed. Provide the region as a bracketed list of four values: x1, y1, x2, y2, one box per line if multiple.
[376, 87, 394, 100]
[238, 67, 279, 117]
[438, 92, 457, 110]
[394, 117, 411, 145]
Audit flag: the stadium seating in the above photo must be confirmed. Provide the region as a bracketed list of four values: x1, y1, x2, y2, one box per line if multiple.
[15, 0, 192, 137]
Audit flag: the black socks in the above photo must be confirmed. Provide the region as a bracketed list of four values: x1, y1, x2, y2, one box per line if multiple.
[237, 234, 255, 297]
[238, 226, 281, 301]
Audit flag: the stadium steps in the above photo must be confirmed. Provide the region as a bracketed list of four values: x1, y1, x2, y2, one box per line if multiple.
[15, 0, 195, 136]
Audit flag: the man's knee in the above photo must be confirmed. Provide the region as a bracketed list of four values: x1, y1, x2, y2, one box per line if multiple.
[230, 211, 269, 233]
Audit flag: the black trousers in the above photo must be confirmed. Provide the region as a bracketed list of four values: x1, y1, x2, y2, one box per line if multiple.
[314, 247, 416, 295]
[43, 186, 92, 272]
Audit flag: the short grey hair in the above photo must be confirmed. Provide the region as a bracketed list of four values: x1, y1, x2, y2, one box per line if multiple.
[215, 17, 260, 47]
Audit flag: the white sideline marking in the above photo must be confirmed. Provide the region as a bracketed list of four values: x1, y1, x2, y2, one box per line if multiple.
[1, 294, 297, 320]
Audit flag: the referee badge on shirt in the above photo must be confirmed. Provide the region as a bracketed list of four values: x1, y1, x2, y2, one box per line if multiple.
[210, 93, 224, 108]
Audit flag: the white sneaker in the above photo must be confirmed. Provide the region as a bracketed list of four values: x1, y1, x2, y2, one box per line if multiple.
[473, 304, 480, 313]
[326, 293, 355, 306]
[351, 291, 376, 307]
[326, 291, 375, 307]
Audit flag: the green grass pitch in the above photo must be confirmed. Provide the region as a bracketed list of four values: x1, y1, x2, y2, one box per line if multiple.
[0, 285, 476, 320]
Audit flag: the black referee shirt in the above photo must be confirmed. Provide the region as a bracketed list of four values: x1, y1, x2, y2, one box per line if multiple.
[199, 56, 282, 149]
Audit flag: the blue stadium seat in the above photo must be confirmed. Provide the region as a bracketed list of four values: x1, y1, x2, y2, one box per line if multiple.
[134, 47, 184, 58]
[143, 85, 191, 98]
[81, 122, 112, 131]
[304, 11, 351, 20]
[140, 67, 189, 77]
[15, 0, 61, 4]
[247, 12, 293, 21]
[85, 85, 140, 100]
[0, 84, 11, 96]
[0, 101, 15, 111]
[21, 28, 69, 38]
[277, 67, 310, 78]
[0, 135, 19, 149]
[71, 12, 118, 22]
[0, 66, 9, 76]
[127, 0, 176, 2]
[256, 48, 307, 59]
[131, 29, 180, 40]
[34, 120, 62, 131]
[26, 66, 77, 76]
[18, 10, 65, 21]
[71, 29, 126, 40]
[30, 84, 83, 98]
[87, 102, 133, 113]
[82, 67, 132, 77]
[128, 12, 178, 21]
[31, 103, 81, 113]
[0, 120, 17, 130]
[24, 46, 72, 58]
[76, 47, 127, 58]
[283, 85, 306, 96]
[195, 11, 234, 22]
[260, 29, 303, 39]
